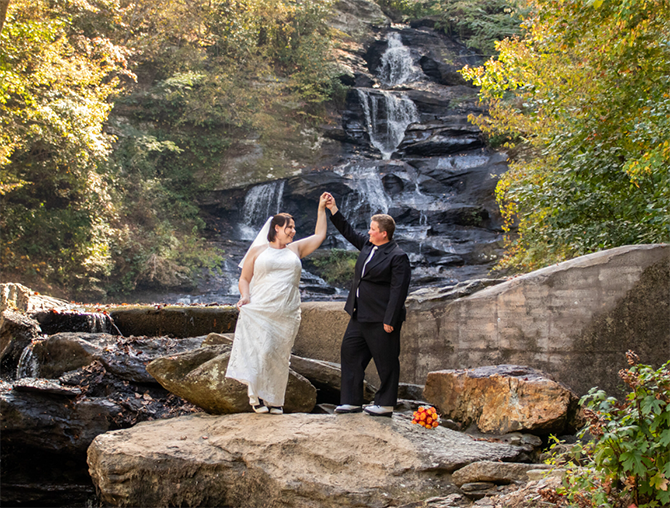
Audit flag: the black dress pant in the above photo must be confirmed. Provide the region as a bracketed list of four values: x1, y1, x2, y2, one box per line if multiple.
[340, 316, 401, 407]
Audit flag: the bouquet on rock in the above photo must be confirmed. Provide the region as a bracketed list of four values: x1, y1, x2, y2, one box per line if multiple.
[411, 405, 440, 429]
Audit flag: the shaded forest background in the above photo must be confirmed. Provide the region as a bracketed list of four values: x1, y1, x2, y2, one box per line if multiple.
[1, 0, 668, 300]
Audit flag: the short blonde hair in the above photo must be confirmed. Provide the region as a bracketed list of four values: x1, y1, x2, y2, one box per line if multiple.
[371, 214, 396, 241]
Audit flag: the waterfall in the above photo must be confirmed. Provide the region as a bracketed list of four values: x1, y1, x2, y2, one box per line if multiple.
[239, 180, 285, 240]
[357, 89, 419, 160]
[341, 163, 392, 217]
[378, 32, 423, 87]
[16, 343, 39, 378]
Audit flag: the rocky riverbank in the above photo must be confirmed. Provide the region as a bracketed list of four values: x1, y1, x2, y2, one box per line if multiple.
[1, 282, 583, 508]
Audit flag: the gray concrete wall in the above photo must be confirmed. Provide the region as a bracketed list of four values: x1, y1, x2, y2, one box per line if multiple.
[294, 244, 670, 397]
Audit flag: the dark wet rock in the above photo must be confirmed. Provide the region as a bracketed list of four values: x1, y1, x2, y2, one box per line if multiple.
[398, 382, 425, 401]
[0, 383, 122, 455]
[147, 346, 317, 414]
[28, 333, 208, 382]
[31, 309, 116, 335]
[31, 333, 110, 379]
[2, 362, 202, 452]
[0, 309, 41, 380]
[13, 377, 82, 397]
[108, 305, 238, 338]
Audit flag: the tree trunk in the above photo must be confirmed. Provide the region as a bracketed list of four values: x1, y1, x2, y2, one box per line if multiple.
[0, 0, 10, 37]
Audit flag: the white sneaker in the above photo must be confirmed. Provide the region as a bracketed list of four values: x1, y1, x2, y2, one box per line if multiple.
[250, 397, 269, 414]
[364, 405, 393, 417]
[334, 404, 363, 414]
[269, 406, 283, 415]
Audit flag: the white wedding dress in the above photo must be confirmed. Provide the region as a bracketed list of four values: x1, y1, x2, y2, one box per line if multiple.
[226, 246, 302, 407]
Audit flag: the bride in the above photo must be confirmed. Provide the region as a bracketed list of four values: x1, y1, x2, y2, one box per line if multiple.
[225, 193, 329, 414]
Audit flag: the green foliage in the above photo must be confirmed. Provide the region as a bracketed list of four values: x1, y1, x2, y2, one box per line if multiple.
[373, 0, 524, 56]
[432, 0, 526, 57]
[310, 249, 358, 285]
[546, 353, 670, 507]
[1, 0, 337, 298]
[461, 0, 670, 273]
[0, 0, 128, 295]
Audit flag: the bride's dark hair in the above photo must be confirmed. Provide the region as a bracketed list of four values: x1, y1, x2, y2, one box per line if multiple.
[267, 213, 294, 242]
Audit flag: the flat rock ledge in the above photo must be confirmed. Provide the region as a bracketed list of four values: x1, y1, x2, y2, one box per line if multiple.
[88, 413, 526, 508]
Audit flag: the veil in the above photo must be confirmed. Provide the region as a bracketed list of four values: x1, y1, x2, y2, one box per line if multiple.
[238, 216, 273, 269]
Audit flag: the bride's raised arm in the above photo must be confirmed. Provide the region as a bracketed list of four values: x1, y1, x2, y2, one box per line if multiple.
[292, 193, 329, 258]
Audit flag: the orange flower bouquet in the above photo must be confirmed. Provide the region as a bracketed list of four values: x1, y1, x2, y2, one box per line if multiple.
[411, 405, 440, 429]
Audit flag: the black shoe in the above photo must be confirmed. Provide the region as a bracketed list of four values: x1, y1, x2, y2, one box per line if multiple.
[334, 404, 363, 414]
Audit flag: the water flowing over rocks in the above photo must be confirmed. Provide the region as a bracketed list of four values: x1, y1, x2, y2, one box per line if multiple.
[0, 309, 41, 378]
[87, 412, 527, 508]
[189, 15, 507, 305]
[24, 332, 207, 382]
[423, 365, 581, 436]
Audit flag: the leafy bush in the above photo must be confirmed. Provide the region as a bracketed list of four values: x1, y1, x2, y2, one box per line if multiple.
[373, 0, 524, 57]
[310, 249, 358, 286]
[543, 352, 670, 507]
[461, 0, 670, 273]
[1, 0, 337, 299]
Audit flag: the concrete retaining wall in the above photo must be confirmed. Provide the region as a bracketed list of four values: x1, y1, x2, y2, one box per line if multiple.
[294, 244, 670, 396]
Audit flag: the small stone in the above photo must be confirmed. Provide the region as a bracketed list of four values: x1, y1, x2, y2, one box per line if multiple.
[460, 482, 496, 492]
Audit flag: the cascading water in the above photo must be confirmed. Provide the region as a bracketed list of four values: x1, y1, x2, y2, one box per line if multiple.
[339, 162, 392, 219]
[357, 89, 419, 160]
[239, 180, 285, 240]
[16, 342, 39, 378]
[378, 32, 423, 87]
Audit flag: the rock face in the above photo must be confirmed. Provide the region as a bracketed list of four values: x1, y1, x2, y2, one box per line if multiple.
[87, 412, 526, 508]
[0, 309, 41, 379]
[423, 365, 580, 435]
[452, 460, 550, 487]
[328, 0, 389, 40]
[26, 332, 206, 382]
[146, 346, 317, 413]
[0, 282, 74, 314]
[193, 19, 508, 303]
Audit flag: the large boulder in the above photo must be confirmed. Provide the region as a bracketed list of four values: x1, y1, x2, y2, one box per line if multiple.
[28, 333, 207, 382]
[147, 346, 317, 414]
[0, 283, 74, 314]
[1, 365, 202, 458]
[1, 379, 122, 455]
[87, 412, 526, 508]
[451, 460, 551, 486]
[423, 365, 581, 435]
[0, 309, 41, 379]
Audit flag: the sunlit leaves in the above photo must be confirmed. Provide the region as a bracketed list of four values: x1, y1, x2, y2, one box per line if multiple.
[461, 0, 670, 271]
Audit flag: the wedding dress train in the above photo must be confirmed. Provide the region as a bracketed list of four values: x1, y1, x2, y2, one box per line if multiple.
[225, 246, 302, 407]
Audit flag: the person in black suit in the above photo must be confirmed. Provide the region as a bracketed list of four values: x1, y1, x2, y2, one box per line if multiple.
[324, 193, 411, 417]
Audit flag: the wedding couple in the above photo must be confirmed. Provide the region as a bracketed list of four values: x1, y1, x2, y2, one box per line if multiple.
[226, 192, 412, 417]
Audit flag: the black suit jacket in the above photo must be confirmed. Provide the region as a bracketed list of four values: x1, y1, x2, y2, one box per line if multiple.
[330, 211, 411, 327]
